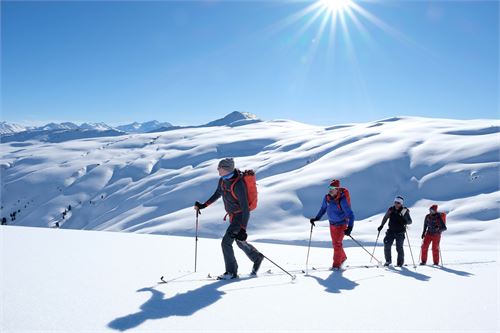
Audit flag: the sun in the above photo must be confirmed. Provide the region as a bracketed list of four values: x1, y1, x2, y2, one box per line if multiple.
[319, 0, 354, 15]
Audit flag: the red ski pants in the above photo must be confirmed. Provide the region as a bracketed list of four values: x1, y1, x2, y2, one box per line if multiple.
[421, 233, 441, 265]
[330, 224, 348, 268]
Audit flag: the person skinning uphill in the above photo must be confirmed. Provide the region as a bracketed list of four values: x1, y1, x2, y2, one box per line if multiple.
[194, 158, 264, 280]
[420, 204, 447, 266]
[309, 179, 355, 270]
[378, 196, 413, 267]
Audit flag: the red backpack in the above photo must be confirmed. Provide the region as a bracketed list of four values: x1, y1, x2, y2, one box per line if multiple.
[225, 170, 258, 211]
[438, 212, 447, 224]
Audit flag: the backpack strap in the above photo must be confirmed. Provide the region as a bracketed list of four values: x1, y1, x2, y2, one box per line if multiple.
[221, 175, 243, 222]
[326, 192, 345, 211]
[221, 176, 240, 201]
[335, 190, 345, 211]
[230, 177, 240, 200]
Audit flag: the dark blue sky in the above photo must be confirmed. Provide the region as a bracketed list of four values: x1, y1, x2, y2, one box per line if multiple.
[1, 0, 498, 126]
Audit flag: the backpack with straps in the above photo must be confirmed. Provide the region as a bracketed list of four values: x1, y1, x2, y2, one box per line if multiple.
[326, 187, 351, 211]
[224, 170, 258, 211]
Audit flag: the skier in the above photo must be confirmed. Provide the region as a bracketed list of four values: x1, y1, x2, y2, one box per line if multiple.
[309, 179, 355, 270]
[377, 196, 412, 267]
[420, 204, 447, 265]
[194, 158, 264, 280]
[1, 217, 6, 225]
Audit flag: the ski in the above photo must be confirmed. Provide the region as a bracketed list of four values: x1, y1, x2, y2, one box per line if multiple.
[158, 270, 274, 284]
[158, 272, 195, 284]
[158, 264, 385, 284]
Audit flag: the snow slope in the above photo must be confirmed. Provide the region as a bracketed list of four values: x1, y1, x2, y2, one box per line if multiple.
[1, 225, 498, 332]
[1, 116, 498, 249]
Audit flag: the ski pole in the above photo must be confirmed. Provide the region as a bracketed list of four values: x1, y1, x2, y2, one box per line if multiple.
[194, 209, 199, 272]
[305, 223, 314, 275]
[418, 239, 423, 265]
[348, 235, 382, 266]
[439, 238, 444, 266]
[370, 231, 380, 263]
[262, 254, 296, 280]
[405, 230, 417, 269]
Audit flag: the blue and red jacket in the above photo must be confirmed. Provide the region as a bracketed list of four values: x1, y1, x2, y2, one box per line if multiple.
[315, 193, 355, 227]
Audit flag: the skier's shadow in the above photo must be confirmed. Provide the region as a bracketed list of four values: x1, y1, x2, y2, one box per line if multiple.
[308, 272, 359, 294]
[436, 265, 474, 277]
[388, 266, 431, 282]
[108, 281, 226, 331]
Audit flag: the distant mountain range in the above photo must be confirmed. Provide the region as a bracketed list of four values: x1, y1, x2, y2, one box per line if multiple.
[151, 111, 261, 132]
[0, 111, 261, 143]
[116, 121, 173, 133]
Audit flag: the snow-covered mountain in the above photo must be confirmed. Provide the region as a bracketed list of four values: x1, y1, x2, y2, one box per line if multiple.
[1, 116, 498, 249]
[79, 122, 116, 131]
[0, 120, 173, 143]
[0, 121, 27, 135]
[0, 128, 126, 143]
[39, 122, 80, 131]
[0, 113, 259, 142]
[202, 111, 261, 127]
[117, 121, 173, 133]
[152, 111, 262, 132]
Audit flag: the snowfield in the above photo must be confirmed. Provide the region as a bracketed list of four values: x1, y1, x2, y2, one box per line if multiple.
[1, 117, 499, 247]
[1, 226, 498, 332]
[1, 116, 499, 332]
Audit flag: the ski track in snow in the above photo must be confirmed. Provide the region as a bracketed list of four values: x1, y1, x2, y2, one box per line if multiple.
[2, 226, 498, 332]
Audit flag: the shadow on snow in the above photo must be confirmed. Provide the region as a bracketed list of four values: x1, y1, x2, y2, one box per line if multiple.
[308, 271, 360, 294]
[108, 281, 226, 331]
[434, 265, 474, 277]
[386, 266, 431, 281]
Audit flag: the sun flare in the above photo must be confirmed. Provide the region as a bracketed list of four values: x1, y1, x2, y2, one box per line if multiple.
[319, 0, 354, 15]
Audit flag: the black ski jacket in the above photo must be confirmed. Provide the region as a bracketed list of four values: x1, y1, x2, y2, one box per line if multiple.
[380, 206, 412, 233]
[204, 169, 250, 228]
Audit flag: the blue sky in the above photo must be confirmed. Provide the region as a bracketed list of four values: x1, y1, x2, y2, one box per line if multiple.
[1, 0, 498, 126]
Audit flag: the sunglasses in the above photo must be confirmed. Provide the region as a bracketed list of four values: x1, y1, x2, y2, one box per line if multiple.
[328, 186, 338, 191]
[394, 201, 402, 205]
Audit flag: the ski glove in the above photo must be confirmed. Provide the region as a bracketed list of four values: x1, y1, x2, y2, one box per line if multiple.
[194, 201, 207, 210]
[309, 218, 318, 227]
[235, 228, 248, 241]
[377, 225, 383, 232]
[344, 225, 353, 236]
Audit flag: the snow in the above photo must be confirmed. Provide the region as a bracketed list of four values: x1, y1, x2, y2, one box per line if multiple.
[79, 122, 116, 131]
[1, 116, 498, 247]
[1, 225, 498, 332]
[0, 120, 172, 143]
[0, 122, 26, 135]
[40, 122, 80, 131]
[116, 121, 173, 133]
[202, 111, 260, 127]
[1, 115, 499, 332]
